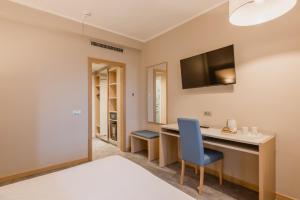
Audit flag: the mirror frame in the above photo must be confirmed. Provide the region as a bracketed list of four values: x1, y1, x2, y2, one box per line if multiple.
[146, 62, 168, 125]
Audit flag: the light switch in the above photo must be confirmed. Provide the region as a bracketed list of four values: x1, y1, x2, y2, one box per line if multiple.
[72, 110, 82, 116]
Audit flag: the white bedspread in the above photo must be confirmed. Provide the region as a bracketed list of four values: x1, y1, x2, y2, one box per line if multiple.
[0, 155, 195, 200]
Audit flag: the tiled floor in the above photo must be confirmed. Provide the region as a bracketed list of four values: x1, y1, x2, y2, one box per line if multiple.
[93, 138, 258, 200]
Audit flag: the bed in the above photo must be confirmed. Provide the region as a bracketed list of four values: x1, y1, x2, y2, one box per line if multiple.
[0, 155, 195, 200]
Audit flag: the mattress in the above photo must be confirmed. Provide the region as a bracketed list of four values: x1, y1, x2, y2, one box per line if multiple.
[0, 155, 195, 200]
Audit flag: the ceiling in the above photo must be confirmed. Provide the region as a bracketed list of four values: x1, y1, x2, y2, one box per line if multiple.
[9, 0, 227, 42]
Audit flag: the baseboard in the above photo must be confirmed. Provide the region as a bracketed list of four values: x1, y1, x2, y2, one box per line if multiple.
[0, 157, 89, 186]
[205, 168, 299, 200]
[204, 167, 259, 192]
[276, 193, 297, 200]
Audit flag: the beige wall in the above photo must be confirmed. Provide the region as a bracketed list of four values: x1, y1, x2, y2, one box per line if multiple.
[0, 15, 141, 177]
[141, 3, 300, 199]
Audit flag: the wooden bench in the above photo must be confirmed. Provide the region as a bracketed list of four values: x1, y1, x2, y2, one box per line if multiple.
[130, 130, 159, 161]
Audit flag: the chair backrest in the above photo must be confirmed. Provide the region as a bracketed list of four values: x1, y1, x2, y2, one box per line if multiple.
[177, 118, 204, 165]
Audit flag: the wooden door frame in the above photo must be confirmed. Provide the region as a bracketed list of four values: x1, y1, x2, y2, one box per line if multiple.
[88, 57, 126, 161]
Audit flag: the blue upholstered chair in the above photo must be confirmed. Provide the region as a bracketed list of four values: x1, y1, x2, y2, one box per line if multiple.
[177, 118, 224, 193]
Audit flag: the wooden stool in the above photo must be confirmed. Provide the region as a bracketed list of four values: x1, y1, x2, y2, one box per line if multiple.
[130, 130, 159, 161]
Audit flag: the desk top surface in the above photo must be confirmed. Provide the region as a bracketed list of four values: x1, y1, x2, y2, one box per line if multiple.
[161, 123, 274, 145]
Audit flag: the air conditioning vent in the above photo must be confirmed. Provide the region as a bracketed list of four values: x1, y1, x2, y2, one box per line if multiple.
[90, 41, 124, 53]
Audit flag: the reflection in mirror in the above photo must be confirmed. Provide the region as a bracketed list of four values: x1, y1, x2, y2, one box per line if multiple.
[147, 62, 167, 124]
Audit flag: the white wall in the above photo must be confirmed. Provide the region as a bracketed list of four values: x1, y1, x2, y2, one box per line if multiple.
[0, 16, 141, 177]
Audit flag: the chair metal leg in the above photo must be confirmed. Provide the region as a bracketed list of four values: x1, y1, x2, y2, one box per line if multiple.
[198, 166, 204, 194]
[218, 159, 223, 185]
[180, 160, 185, 185]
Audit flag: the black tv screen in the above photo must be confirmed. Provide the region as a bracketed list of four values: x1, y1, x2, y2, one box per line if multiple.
[180, 45, 236, 89]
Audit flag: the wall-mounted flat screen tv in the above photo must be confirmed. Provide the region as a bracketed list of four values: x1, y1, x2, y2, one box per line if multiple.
[180, 45, 236, 89]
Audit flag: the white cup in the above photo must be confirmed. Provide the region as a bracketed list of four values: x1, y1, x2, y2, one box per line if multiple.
[241, 127, 249, 135]
[251, 127, 258, 136]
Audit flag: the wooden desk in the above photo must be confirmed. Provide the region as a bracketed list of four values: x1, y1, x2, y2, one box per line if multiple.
[159, 124, 275, 200]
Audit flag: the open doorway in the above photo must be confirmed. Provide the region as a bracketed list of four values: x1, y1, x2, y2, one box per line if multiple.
[88, 58, 126, 161]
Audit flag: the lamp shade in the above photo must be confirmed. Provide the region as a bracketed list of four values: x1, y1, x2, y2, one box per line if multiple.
[229, 0, 297, 26]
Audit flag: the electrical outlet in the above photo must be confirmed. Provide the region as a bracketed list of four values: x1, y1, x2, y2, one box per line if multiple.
[204, 111, 212, 117]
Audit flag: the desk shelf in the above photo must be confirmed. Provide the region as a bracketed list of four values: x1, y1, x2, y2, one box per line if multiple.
[203, 137, 259, 155]
[160, 131, 179, 137]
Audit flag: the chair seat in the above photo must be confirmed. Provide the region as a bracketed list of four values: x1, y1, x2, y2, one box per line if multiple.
[132, 130, 159, 139]
[203, 148, 224, 166]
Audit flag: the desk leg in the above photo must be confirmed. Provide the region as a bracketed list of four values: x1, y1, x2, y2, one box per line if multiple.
[159, 133, 179, 167]
[259, 137, 276, 200]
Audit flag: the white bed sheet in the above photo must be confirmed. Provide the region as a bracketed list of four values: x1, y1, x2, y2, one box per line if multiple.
[0, 155, 195, 200]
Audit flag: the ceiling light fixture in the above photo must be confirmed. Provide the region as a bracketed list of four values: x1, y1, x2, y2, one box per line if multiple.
[229, 0, 297, 26]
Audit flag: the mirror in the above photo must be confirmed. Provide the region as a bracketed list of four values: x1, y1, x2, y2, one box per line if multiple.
[147, 62, 167, 124]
